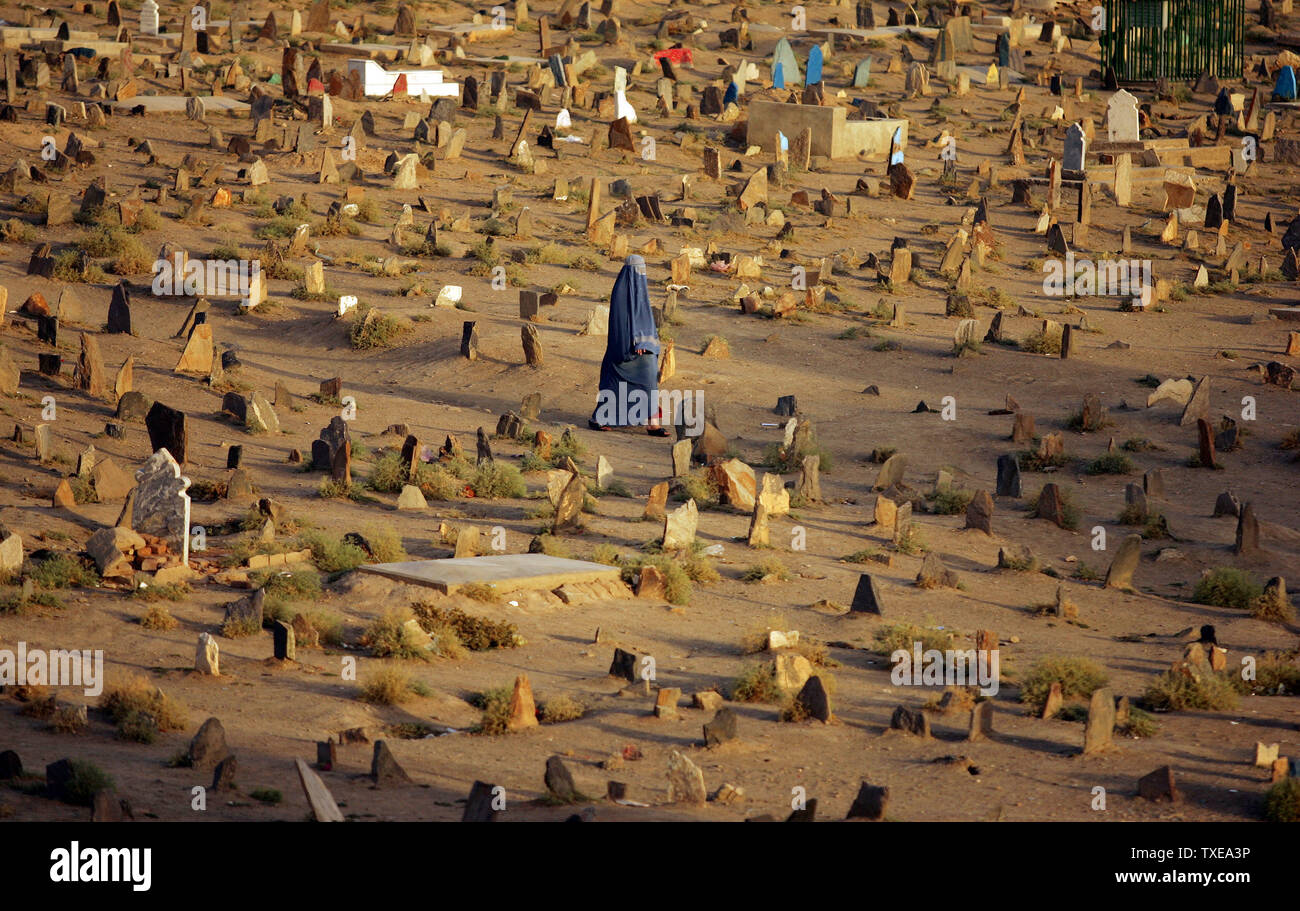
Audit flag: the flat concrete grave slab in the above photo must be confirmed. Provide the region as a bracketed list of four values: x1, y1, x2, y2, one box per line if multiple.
[2, 27, 99, 47]
[319, 42, 405, 61]
[808, 26, 939, 40]
[461, 54, 547, 66]
[358, 554, 622, 594]
[428, 22, 513, 42]
[110, 95, 251, 114]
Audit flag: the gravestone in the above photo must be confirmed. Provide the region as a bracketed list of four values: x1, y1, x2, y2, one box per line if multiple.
[663, 498, 698, 550]
[107, 282, 131, 333]
[273, 620, 296, 661]
[1083, 687, 1115, 754]
[145, 402, 187, 464]
[1234, 502, 1260, 556]
[132, 448, 192, 564]
[1035, 483, 1067, 526]
[806, 46, 823, 86]
[772, 38, 801, 86]
[1063, 122, 1086, 172]
[608, 647, 637, 681]
[846, 782, 888, 820]
[850, 573, 884, 613]
[1104, 534, 1142, 589]
[1106, 89, 1139, 142]
[965, 490, 994, 534]
[853, 59, 871, 88]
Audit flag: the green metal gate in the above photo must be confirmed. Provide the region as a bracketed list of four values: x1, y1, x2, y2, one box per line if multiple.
[1100, 0, 1244, 81]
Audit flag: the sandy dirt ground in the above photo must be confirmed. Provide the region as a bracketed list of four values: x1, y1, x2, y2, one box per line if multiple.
[0, 0, 1298, 823]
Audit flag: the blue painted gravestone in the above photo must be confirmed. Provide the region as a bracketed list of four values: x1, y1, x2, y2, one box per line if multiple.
[996, 32, 1010, 69]
[773, 60, 785, 89]
[723, 81, 738, 106]
[853, 58, 871, 88]
[778, 130, 788, 152]
[772, 37, 802, 86]
[889, 126, 904, 166]
[548, 54, 566, 87]
[1275, 65, 1297, 101]
[806, 45, 823, 86]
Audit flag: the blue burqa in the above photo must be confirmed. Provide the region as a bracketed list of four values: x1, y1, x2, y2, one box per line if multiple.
[592, 255, 660, 426]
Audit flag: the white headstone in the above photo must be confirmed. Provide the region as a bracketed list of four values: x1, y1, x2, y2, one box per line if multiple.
[615, 89, 637, 123]
[196, 632, 219, 675]
[556, 108, 572, 129]
[1106, 89, 1139, 143]
[140, 0, 159, 36]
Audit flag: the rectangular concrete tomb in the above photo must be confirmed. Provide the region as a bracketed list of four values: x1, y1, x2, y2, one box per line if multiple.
[747, 101, 907, 160]
[358, 553, 622, 594]
[348, 58, 460, 97]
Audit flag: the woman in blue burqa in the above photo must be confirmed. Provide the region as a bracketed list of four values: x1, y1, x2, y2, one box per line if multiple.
[589, 255, 669, 435]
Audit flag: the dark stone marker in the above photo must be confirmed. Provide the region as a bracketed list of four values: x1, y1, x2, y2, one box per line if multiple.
[224, 393, 249, 424]
[1137, 766, 1179, 802]
[774, 395, 798, 416]
[998, 454, 1019, 496]
[794, 676, 831, 722]
[846, 781, 889, 820]
[460, 321, 478, 360]
[211, 755, 238, 791]
[608, 647, 637, 681]
[1213, 491, 1240, 517]
[316, 740, 336, 771]
[703, 707, 738, 746]
[188, 717, 229, 773]
[462, 780, 500, 821]
[850, 573, 884, 613]
[227, 445, 243, 469]
[319, 376, 342, 400]
[107, 281, 131, 333]
[272, 620, 296, 660]
[0, 750, 21, 779]
[786, 798, 818, 822]
[1196, 417, 1217, 469]
[46, 758, 76, 802]
[371, 740, 411, 785]
[1234, 502, 1260, 556]
[311, 440, 330, 471]
[1034, 482, 1067, 527]
[544, 755, 578, 802]
[890, 705, 930, 736]
[145, 401, 187, 464]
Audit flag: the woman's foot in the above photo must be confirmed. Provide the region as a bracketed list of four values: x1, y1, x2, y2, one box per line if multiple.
[647, 426, 669, 437]
[587, 420, 611, 431]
